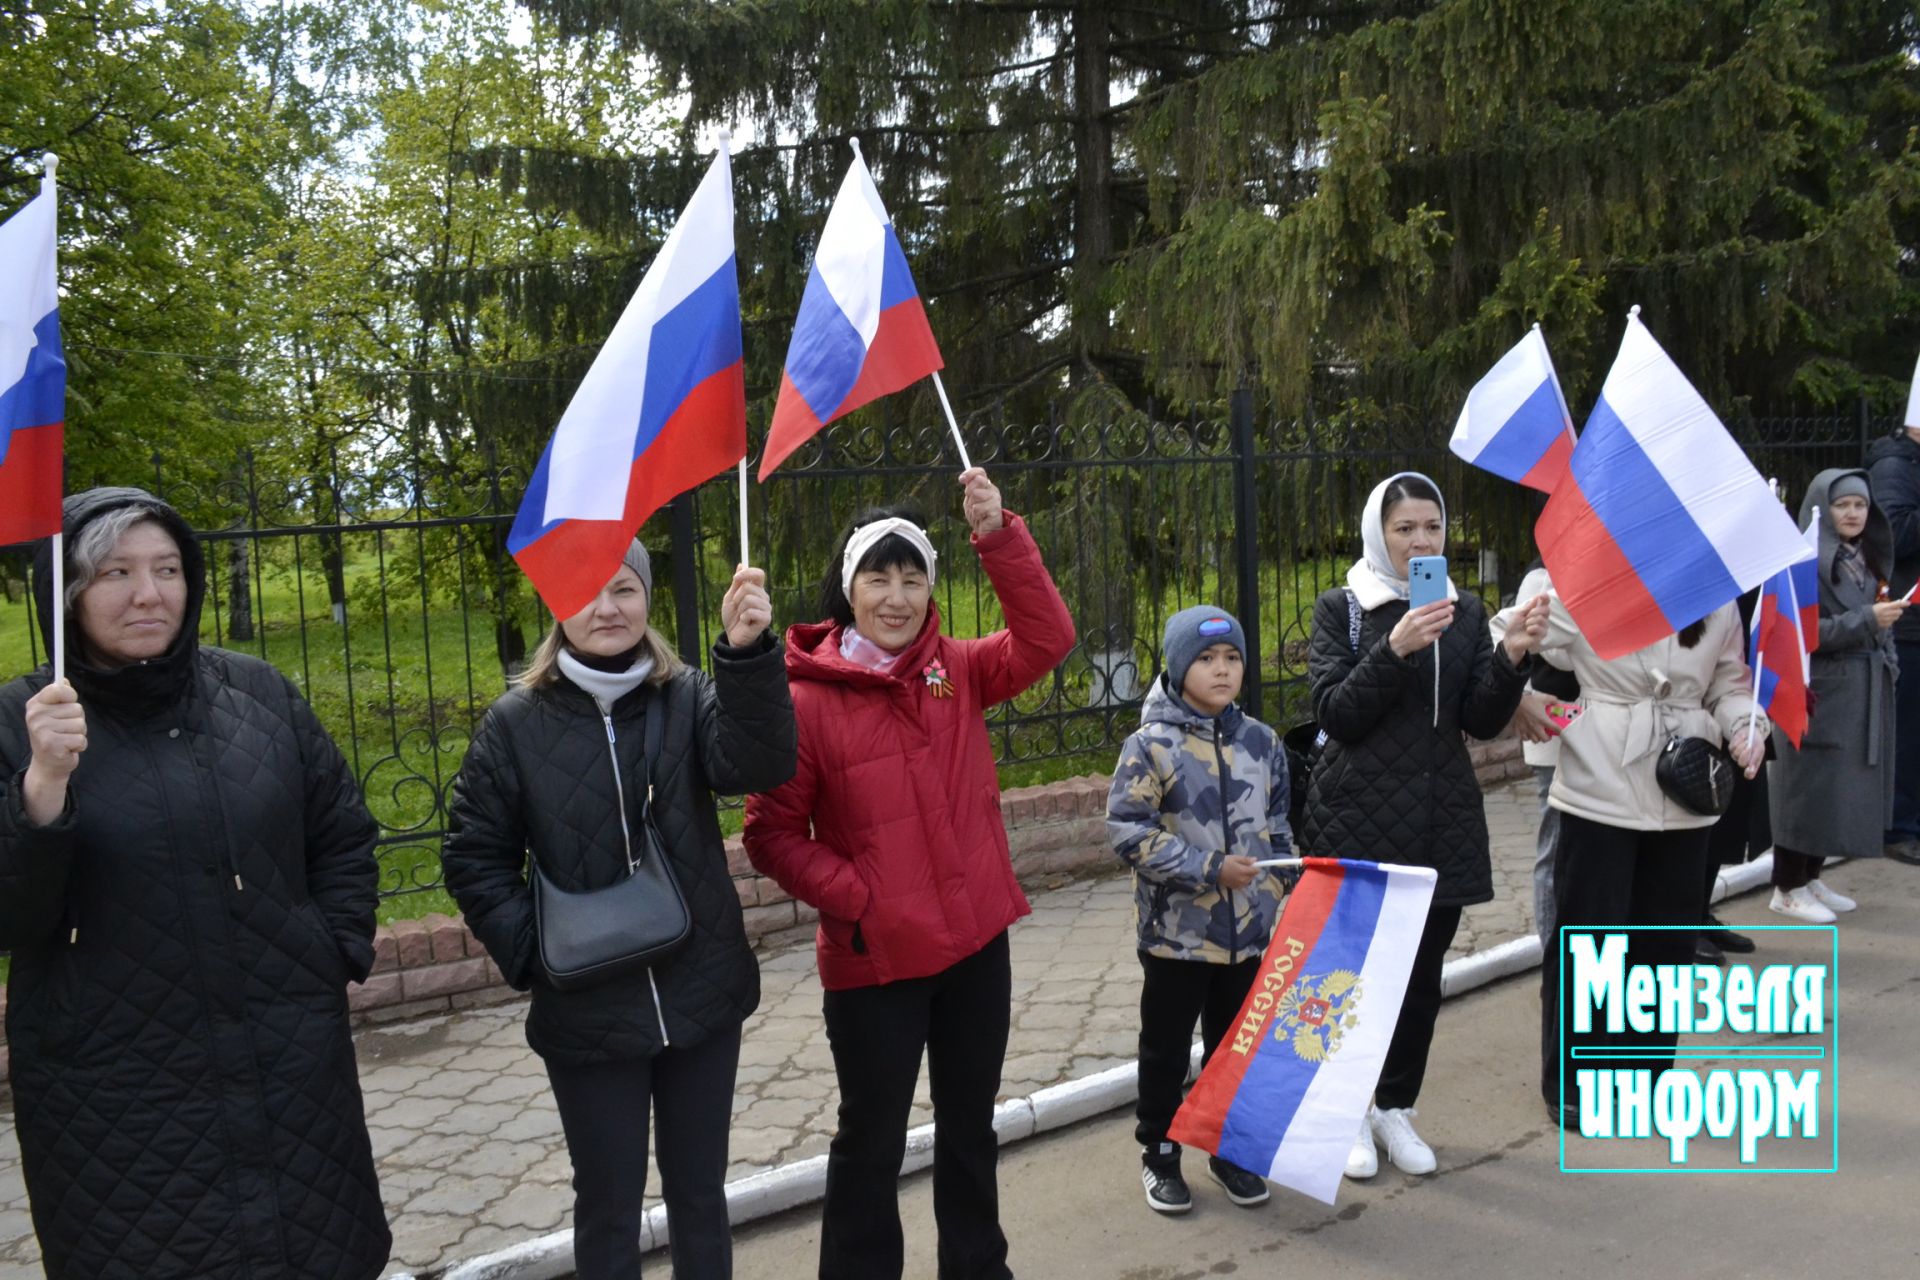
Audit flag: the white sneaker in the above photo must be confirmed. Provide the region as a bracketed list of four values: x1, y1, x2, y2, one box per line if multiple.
[1770, 886, 1837, 924]
[1344, 1115, 1378, 1179]
[1370, 1105, 1437, 1175]
[1806, 880, 1857, 913]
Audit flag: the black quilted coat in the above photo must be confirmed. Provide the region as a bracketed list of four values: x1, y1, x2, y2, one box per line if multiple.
[441, 635, 795, 1065]
[0, 488, 389, 1280]
[1301, 588, 1530, 905]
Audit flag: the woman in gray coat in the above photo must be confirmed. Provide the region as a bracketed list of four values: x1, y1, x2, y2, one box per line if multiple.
[1767, 469, 1906, 922]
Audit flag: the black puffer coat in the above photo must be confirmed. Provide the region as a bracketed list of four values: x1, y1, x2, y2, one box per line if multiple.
[441, 635, 795, 1065]
[1301, 589, 1530, 905]
[1863, 430, 1920, 641]
[0, 488, 389, 1280]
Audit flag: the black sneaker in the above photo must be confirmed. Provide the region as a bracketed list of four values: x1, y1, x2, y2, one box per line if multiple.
[1207, 1156, 1271, 1206]
[1704, 913, 1756, 953]
[1141, 1163, 1192, 1214]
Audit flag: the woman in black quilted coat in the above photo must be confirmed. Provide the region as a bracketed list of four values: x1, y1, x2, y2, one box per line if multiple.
[442, 541, 795, 1280]
[0, 488, 390, 1280]
[1302, 472, 1546, 1183]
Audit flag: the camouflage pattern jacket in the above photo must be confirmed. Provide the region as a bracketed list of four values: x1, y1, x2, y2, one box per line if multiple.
[1106, 676, 1291, 963]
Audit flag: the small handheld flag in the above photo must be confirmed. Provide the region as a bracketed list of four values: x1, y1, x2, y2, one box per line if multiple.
[509, 145, 747, 619]
[1535, 309, 1812, 659]
[1750, 566, 1809, 748]
[0, 158, 65, 547]
[1449, 325, 1575, 493]
[761, 141, 947, 478]
[1169, 857, 1437, 1204]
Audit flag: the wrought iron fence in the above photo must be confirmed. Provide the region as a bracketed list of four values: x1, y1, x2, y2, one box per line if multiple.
[0, 402, 1889, 904]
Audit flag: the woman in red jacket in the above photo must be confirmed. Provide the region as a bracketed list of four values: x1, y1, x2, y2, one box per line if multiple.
[744, 467, 1074, 1280]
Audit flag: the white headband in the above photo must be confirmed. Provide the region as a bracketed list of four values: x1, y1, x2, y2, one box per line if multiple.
[841, 517, 938, 597]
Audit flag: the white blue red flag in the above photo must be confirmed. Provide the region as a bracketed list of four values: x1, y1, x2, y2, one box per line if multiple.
[1535, 310, 1811, 659]
[1750, 564, 1810, 748]
[1789, 510, 1821, 658]
[759, 149, 943, 478]
[0, 182, 64, 545]
[1169, 857, 1437, 1204]
[509, 147, 746, 617]
[1449, 325, 1575, 493]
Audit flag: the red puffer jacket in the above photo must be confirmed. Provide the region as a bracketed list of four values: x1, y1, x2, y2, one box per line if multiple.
[743, 514, 1075, 989]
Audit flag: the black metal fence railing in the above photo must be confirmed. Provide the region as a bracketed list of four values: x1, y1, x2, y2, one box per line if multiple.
[0, 404, 1888, 904]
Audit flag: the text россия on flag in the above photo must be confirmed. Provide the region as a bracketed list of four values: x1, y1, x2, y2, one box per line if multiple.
[1169, 858, 1437, 1205]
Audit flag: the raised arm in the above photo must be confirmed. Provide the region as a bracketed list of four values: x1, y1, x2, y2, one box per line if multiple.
[961, 511, 1077, 708]
[694, 632, 798, 796]
[1309, 591, 1415, 744]
[0, 679, 82, 949]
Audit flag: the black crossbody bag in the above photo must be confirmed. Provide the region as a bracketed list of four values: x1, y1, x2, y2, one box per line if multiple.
[1655, 735, 1737, 817]
[530, 690, 692, 992]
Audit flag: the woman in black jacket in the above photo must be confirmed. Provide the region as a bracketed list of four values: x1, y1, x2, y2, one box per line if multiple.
[1303, 472, 1545, 1182]
[0, 487, 390, 1280]
[442, 541, 795, 1280]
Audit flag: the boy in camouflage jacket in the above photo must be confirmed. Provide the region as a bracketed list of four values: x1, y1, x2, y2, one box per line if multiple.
[1108, 605, 1291, 1214]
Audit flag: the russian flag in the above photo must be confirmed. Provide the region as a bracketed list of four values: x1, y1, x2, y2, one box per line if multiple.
[759, 148, 943, 478]
[1449, 325, 1575, 493]
[1790, 511, 1820, 661]
[1751, 566, 1809, 748]
[0, 183, 64, 545]
[509, 147, 745, 618]
[1535, 310, 1812, 659]
[1168, 858, 1437, 1204]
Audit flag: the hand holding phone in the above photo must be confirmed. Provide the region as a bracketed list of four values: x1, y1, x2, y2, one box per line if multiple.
[1406, 556, 1449, 610]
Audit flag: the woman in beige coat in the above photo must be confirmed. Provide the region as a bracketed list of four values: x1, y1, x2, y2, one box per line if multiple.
[1509, 597, 1766, 1121]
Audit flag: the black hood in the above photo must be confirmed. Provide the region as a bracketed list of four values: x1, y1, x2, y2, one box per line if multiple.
[30, 486, 207, 715]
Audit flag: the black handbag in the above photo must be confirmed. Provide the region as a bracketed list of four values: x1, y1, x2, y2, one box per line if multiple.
[1655, 735, 1737, 817]
[531, 690, 692, 992]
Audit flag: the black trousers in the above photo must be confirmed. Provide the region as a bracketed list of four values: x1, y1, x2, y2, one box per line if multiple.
[819, 931, 1012, 1280]
[1373, 902, 1463, 1110]
[1771, 846, 1827, 890]
[545, 1022, 743, 1280]
[1134, 952, 1261, 1166]
[1542, 813, 1707, 1107]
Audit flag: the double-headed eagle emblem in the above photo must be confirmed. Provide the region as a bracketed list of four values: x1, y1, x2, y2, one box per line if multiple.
[1275, 969, 1364, 1062]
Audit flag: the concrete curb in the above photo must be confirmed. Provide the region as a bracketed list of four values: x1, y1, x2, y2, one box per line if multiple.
[421, 855, 1782, 1279]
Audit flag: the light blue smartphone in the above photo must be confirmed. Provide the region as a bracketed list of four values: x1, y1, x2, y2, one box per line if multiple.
[1406, 555, 1448, 609]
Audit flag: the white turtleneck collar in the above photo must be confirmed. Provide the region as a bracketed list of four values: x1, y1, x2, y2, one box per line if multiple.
[557, 648, 657, 712]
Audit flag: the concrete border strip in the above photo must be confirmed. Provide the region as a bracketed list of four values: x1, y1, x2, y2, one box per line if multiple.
[428, 853, 1780, 1280]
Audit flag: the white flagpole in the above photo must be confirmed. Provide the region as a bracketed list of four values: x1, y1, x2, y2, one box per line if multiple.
[42, 152, 64, 685]
[930, 371, 973, 473]
[737, 457, 749, 567]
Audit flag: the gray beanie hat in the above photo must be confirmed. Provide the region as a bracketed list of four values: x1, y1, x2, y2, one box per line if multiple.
[1829, 474, 1871, 505]
[1162, 605, 1247, 694]
[620, 540, 654, 601]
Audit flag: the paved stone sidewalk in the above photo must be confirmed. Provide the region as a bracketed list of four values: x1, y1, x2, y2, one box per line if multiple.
[0, 779, 1544, 1279]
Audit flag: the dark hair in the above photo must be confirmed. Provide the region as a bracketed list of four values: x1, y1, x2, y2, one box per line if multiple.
[1380, 474, 1444, 522]
[1677, 618, 1706, 648]
[818, 503, 931, 626]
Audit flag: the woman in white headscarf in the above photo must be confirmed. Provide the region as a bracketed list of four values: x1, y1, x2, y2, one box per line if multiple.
[1303, 472, 1548, 1181]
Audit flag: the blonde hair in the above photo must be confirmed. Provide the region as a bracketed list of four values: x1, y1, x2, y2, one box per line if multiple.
[515, 622, 684, 690]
